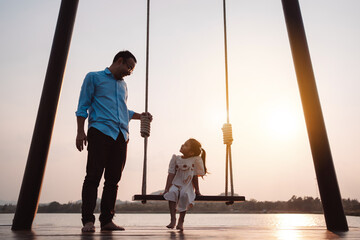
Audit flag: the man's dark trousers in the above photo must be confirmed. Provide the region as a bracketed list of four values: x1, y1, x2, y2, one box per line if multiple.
[81, 127, 127, 226]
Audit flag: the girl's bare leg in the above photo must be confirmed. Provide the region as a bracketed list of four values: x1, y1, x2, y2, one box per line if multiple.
[176, 211, 186, 231]
[166, 201, 177, 229]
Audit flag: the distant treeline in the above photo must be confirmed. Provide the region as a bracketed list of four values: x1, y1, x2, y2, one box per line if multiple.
[1, 196, 360, 216]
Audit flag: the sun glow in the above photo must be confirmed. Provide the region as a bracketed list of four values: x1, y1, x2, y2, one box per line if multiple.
[264, 105, 301, 140]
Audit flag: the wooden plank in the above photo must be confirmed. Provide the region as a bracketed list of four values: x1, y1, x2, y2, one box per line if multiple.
[133, 195, 245, 202]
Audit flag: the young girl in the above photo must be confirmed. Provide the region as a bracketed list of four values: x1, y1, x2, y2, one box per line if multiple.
[163, 138, 207, 231]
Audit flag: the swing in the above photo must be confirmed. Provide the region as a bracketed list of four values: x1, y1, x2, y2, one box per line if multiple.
[133, 0, 245, 205]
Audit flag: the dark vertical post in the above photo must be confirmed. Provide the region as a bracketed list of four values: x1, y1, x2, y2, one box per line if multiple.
[141, 0, 151, 203]
[12, 0, 79, 230]
[281, 0, 348, 231]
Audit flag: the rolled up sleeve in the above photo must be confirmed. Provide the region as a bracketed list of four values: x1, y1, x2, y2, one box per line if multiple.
[128, 110, 135, 120]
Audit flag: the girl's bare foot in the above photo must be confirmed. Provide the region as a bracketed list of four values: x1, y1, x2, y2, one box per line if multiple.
[81, 222, 95, 233]
[176, 221, 184, 231]
[166, 219, 176, 229]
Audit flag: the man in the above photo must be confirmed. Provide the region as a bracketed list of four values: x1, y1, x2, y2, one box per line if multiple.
[76, 50, 151, 232]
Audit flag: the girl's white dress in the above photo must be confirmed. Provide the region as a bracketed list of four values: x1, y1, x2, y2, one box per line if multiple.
[163, 154, 205, 212]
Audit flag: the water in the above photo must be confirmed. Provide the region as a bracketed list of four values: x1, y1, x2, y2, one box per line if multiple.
[1, 214, 360, 239]
[1, 213, 360, 229]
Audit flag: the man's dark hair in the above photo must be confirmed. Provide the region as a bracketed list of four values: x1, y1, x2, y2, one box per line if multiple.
[113, 50, 137, 63]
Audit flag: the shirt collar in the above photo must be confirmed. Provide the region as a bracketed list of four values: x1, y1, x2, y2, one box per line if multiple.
[105, 67, 123, 81]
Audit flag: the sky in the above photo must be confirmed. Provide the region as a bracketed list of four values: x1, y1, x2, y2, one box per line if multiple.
[0, 0, 359, 204]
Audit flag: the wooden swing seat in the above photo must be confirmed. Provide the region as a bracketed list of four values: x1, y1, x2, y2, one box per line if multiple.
[133, 194, 245, 203]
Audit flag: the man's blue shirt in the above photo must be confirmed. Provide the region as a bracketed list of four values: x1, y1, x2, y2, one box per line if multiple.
[76, 68, 134, 141]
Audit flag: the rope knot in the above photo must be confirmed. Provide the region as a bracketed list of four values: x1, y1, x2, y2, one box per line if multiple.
[222, 123, 233, 145]
[140, 115, 151, 137]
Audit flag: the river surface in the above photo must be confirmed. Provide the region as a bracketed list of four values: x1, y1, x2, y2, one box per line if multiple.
[1, 213, 360, 229]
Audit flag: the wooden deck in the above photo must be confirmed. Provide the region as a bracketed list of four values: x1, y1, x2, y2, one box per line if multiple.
[1, 225, 360, 239]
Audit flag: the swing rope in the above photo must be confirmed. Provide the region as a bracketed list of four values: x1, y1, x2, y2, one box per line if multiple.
[222, 0, 235, 197]
[140, 0, 151, 198]
[139, 0, 236, 201]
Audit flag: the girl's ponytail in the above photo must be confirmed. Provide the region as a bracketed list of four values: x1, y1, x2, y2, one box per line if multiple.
[188, 138, 208, 175]
[200, 148, 207, 175]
